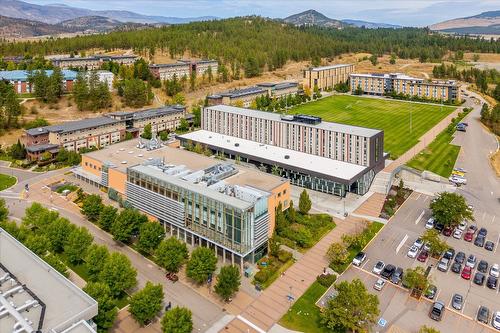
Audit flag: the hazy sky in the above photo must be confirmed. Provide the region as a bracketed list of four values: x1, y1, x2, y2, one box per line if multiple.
[25, 0, 500, 26]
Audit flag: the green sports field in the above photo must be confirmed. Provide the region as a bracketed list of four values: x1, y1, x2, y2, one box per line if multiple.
[289, 95, 456, 159]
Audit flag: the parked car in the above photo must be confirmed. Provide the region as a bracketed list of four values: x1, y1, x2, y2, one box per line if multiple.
[425, 285, 437, 299]
[485, 241, 495, 251]
[425, 217, 435, 230]
[429, 301, 445, 321]
[468, 225, 478, 233]
[455, 251, 466, 264]
[443, 226, 454, 237]
[451, 262, 462, 274]
[449, 176, 467, 185]
[381, 264, 396, 280]
[487, 276, 498, 289]
[466, 254, 477, 268]
[461, 266, 472, 280]
[493, 312, 500, 330]
[391, 267, 404, 285]
[452, 294, 463, 310]
[464, 231, 474, 242]
[423, 242, 431, 252]
[434, 223, 445, 233]
[417, 250, 429, 263]
[372, 261, 385, 275]
[458, 221, 467, 231]
[373, 278, 386, 291]
[474, 235, 486, 247]
[478, 227, 488, 237]
[443, 248, 455, 260]
[490, 264, 500, 278]
[413, 238, 424, 249]
[453, 229, 463, 239]
[477, 306, 490, 324]
[407, 245, 419, 258]
[438, 258, 450, 272]
[474, 272, 485, 286]
[456, 124, 467, 132]
[478, 260, 489, 273]
[352, 252, 367, 266]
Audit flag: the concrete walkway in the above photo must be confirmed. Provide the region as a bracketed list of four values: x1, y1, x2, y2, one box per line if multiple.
[220, 217, 366, 333]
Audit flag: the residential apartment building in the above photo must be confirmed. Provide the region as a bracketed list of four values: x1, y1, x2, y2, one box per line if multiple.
[74, 140, 290, 267]
[0, 70, 78, 94]
[85, 70, 115, 90]
[24, 105, 186, 160]
[350, 73, 461, 102]
[52, 55, 137, 69]
[207, 82, 299, 107]
[303, 64, 355, 91]
[180, 105, 385, 196]
[149, 59, 218, 81]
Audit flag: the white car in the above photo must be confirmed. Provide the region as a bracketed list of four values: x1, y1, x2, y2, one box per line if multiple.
[352, 252, 367, 266]
[413, 238, 424, 249]
[453, 229, 463, 239]
[373, 278, 386, 291]
[449, 176, 467, 185]
[425, 217, 435, 230]
[372, 261, 385, 275]
[458, 221, 467, 231]
[490, 264, 500, 278]
[407, 245, 419, 258]
[493, 312, 500, 330]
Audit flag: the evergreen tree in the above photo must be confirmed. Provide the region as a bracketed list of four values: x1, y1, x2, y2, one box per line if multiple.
[298, 189, 312, 215]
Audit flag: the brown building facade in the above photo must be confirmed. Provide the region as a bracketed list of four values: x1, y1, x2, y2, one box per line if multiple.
[303, 64, 355, 91]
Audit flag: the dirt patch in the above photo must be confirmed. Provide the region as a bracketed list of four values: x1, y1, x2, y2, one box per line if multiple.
[464, 52, 500, 62]
[491, 146, 500, 177]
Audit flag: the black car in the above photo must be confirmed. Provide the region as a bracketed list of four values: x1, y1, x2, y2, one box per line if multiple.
[487, 276, 498, 289]
[474, 272, 485, 285]
[478, 227, 488, 237]
[391, 267, 404, 285]
[455, 251, 466, 264]
[451, 262, 462, 274]
[443, 248, 455, 260]
[381, 264, 396, 280]
[474, 235, 485, 247]
[477, 306, 490, 324]
[485, 241, 495, 251]
[478, 260, 489, 273]
[434, 223, 445, 233]
[425, 285, 437, 299]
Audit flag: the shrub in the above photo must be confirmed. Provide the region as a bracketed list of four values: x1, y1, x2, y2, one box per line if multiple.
[316, 274, 336, 288]
[277, 249, 293, 263]
[254, 269, 271, 284]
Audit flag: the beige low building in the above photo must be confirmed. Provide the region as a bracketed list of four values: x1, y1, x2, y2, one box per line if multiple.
[303, 64, 355, 91]
[149, 59, 218, 81]
[207, 82, 299, 107]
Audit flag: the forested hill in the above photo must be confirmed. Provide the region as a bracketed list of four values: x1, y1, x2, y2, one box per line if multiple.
[1, 17, 499, 72]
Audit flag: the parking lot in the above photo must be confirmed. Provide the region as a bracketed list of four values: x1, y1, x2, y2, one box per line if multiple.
[319, 191, 500, 331]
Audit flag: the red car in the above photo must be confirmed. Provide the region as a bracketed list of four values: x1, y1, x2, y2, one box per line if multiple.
[417, 250, 429, 262]
[443, 226, 454, 237]
[464, 231, 474, 242]
[461, 266, 472, 280]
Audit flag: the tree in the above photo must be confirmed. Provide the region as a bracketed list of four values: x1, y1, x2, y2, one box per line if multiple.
[99, 252, 137, 297]
[189, 69, 197, 91]
[83, 282, 118, 332]
[141, 123, 152, 140]
[85, 244, 110, 281]
[161, 306, 192, 333]
[172, 92, 186, 105]
[64, 226, 93, 264]
[244, 56, 260, 78]
[43, 253, 68, 277]
[121, 79, 151, 108]
[404, 266, 430, 293]
[287, 200, 296, 224]
[298, 189, 311, 215]
[81, 194, 103, 222]
[430, 192, 474, 228]
[0, 199, 8, 222]
[192, 105, 201, 127]
[327, 242, 349, 267]
[45, 217, 73, 253]
[186, 246, 217, 284]
[178, 118, 189, 131]
[98, 205, 118, 231]
[111, 208, 148, 243]
[129, 282, 164, 325]
[8, 140, 26, 160]
[321, 279, 379, 333]
[419, 326, 440, 333]
[389, 54, 397, 64]
[156, 237, 189, 273]
[73, 72, 89, 111]
[24, 234, 50, 256]
[492, 84, 500, 102]
[22, 203, 58, 231]
[214, 265, 241, 301]
[137, 222, 164, 254]
[0, 81, 22, 128]
[421, 229, 448, 257]
[369, 54, 378, 66]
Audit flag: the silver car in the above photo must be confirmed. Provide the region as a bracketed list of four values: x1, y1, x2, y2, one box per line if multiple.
[452, 294, 463, 310]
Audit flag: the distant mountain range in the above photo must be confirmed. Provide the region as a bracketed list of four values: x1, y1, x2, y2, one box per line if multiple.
[0, 0, 217, 24]
[341, 19, 402, 29]
[430, 10, 500, 35]
[282, 10, 402, 29]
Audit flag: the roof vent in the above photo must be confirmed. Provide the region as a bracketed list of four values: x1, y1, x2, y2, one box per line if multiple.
[284, 155, 290, 159]
[235, 143, 239, 147]
[121, 161, 127, 164]
[38, 128, 43, 132]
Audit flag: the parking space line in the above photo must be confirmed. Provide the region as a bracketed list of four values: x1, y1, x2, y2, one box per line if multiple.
[396, 235, 408, 254]
[495, 234, 500, 254]
[415, 210, 425, 225]
[361, 258, 370, 270]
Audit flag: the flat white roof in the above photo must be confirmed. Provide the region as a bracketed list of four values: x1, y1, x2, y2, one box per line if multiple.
[205, 105, 382, 138]
[179, 130, 367, 182]
[309, 64, 353, 71]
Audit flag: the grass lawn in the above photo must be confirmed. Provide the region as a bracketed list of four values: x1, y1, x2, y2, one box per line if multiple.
[279, 281, 332, 333]
[289, 95, 455, 159]
[0, 174, 16, 191]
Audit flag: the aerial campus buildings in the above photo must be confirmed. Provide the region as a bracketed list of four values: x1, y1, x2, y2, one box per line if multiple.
[207, 82, 299, 107]
[149, 59, 219, 81]
[0, 70, 78, 94]
[180, 105, 385, 197]
[0, 228, 98, 333]
[303, 64, 355, 91]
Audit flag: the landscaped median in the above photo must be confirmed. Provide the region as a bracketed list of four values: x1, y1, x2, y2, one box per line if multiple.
[0, 173, 16, 191]
[407, 107, 472, 177]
